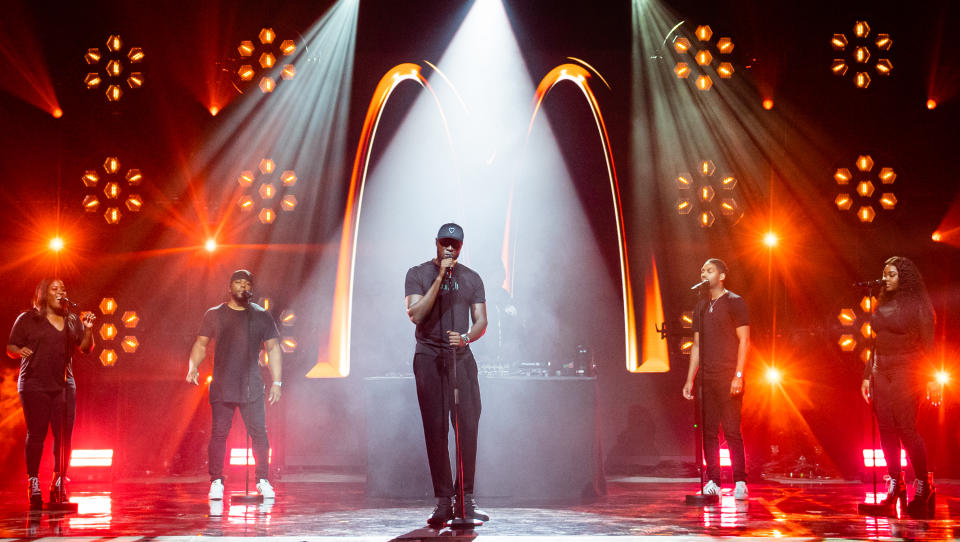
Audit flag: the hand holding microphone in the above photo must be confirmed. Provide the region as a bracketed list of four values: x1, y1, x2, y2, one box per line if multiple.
[690, 279, 709, 291]
[440, 250, 456, 281]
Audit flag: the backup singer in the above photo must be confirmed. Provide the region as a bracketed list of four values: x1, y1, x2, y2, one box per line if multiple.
[187, 269, 282, 500]
[860, 256, 936, 518]
[405, 223, 489, 526]
[682, 258, 750, 500]
[7, 278, 95, 507]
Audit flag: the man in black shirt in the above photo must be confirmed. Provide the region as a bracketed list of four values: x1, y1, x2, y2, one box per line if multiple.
[682, 258, 750, 499]
[187, 269, 282, 500]
[405, 223, 489, 526]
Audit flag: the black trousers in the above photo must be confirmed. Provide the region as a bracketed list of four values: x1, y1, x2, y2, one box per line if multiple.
[19, 388, 76, 478]
[701, 374, 746, 483]
[413, 348, 482, 498]
[872, 360, 928, 478]
[208, 399, 270, 481]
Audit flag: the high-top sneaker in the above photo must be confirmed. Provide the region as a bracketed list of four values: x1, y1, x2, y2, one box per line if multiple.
[427, 497, 454, 527]
[28, 477, 42, 508]
[49, 473, 66, 504]
[907, 473, 936, 519]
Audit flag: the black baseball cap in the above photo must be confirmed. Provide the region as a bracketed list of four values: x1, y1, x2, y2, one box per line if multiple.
[230, 269, 253, 284]
[436, 223, 464, 242]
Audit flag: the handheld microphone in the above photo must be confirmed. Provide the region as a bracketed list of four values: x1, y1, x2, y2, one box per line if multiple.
[690, 279, 709, 291]
[444, 250, 454, 280]
[58, 296, 79, 309]
[853, 279, 884, 288]
[240, 290, 253, 301]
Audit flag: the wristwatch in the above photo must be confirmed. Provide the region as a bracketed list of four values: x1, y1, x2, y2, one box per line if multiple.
[735, 371, 743, 378]
[272, 381, 282, 387]
[461, 333, 470, 346]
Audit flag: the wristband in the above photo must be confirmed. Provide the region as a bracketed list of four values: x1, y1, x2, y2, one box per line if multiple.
[272, 381, 282, 387]
[461, 333, 470, 346]
[735, 371, 743, 379]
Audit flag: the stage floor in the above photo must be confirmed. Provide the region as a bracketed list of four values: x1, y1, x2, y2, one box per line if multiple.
[1, 477, 958, 540]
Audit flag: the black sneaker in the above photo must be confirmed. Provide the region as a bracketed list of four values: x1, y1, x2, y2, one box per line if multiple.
[49, 473, 66, 504]
[427, 497, 454, 527]
[28, 477, 42, 508]
[457, 494, 490, 522]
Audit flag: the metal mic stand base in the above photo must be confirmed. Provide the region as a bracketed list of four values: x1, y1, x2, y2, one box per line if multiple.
[685, 493, 719, 505]
[448, 517, 483, 529]
[857, 501, 900, 517]
[231, 494, 264, 504]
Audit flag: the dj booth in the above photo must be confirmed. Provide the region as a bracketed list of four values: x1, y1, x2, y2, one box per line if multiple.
[364, 375, 604, 503]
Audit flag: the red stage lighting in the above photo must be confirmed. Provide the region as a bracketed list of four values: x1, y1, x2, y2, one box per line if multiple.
[863, 448, 906, 468]
[926, 99, 937, 110]
[49, 237, 64, 252]
[936, 370, 950, 385]
[765, 366, 782, 384]
[70, 449, 114, 467]
[229, 448, 272, 466]
[932, 231, 942, 242]
[209, 105, 220, 116]
[205, 238, 217, 252]
[52, 108, 63, 118]
[762, 98, 774, 110]
[763, 231, 779, 247]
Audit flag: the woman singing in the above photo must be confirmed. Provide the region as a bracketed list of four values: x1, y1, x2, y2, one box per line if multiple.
[7, 279, 95, 507]
[860, 256, 936, 518]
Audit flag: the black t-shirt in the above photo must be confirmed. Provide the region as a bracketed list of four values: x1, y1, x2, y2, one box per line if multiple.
[8, 309, 84, 392]
[198, 303, 279, 403]
[405, 260, 485, 354]
[693, 291, 749, 378]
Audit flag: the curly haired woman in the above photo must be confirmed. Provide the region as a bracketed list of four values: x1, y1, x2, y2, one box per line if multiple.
[860, 256, 936, 518]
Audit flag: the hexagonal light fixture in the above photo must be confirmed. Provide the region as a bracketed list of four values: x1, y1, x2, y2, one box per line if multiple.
[695, 75, 713, 91]
[838, 308, 856, 326]
[100, 297, 118, 315]
[857, 205, 876, 223]
[698, 210, 715, 228]
[839, 334, 857, 352]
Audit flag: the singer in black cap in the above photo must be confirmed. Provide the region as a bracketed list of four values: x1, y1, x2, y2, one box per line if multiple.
[405, 223, 489, 525]
[187, 269, 282, 500]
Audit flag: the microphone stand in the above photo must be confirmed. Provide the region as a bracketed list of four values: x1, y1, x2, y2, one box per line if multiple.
[47, 304, 78, 513]
[441, 267, 482, 529]
[857, 282, 893, 516]
[232, 432, 262, 503]
[686, 290, 718, 505]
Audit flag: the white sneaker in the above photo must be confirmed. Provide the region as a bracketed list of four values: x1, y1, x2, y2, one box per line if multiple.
[256, 478, 275, 499]
[208, 479, 224, 500]
[734, 481, 748, 500]
[701, 480, 721, 495]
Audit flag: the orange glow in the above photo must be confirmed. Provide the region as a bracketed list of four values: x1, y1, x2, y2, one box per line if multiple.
[238, 40, 255, 57]
[126, 169, 142, 185]
[839, 334, 857, 352]
[259, 52, 276, 69]
[257, 208, 276, 224]
[82, 195, 100, 212]
[717, 62, 734, 78]
[84, 73, 102, 89]
[695, 50, 713, 66]
[853, 47, 870, 64]
[856, 180, 875, 197]
[107, 35, 122, 52]
[258, 183, 276, 199]
[720, 198, 738, 215]
[99, 349, 118, 367]
[695, 75, 712, 91]
[700, 160, 715, 176]
[835, 194, 852, 210]
[106, 84, 122, 101]
[104, 207, 121, 224]
[927, 99, 937, 110]
[281, 195, 297, 211]
[858, 205, 876, 223]
[834, 168, 852, 184]
[85, 48, 101, 64]
[121, 336, 139, 353]
[674, 63, 690, 78]
[100, 323, 117, 341]
[127, 47, 144, 62]
[838, 308, 856, 326]
[854, 21, 870, 39]
[281, 171, 297, 186]
[104, 156, 120, 174]
[856, 155, 874, 172]
[763, 231, 779, 247]
[281, 338, 297, 353]
[259, 76, 276, 93]
[855, 72, 871, 89]
[676, 198, 692, 214]
[281, 65, 296, 80]
[238, 65, 255, 81]
[209, 105, 220, 116]
[878, 193, 897, 210]
[238, 195, 255, 210]
[676, 173, 692, 188]
[699, 210, 715, 227]
[716, 37, 734, 54]
[121, 311, 139, 328]
[259, 159, 276, 175]
[280, 40, 296, 55]
[860, 322, 874, 339]
[932, 231, 942, 242]
[720, 176, 736, 189]
[258, 27, 276, 45]
[205, 238, 217, 252]
[762, 98, 773, 110]
[831, 34, 848, 50]
[875, 59, 892, 75]
[106, 59, 122, 77]
[529, 63, 638, 371]
[52, 108, 63, 118]
[314, 64, 428, 379]
[860, 296, 876, 313]
[673, 37, 690, 54]
[280, 310, 296, 326]
[238, 171, 254, 187]
[830, 59, 848, 76]
[100, 298, 117, 315]
[765, 367, 782, 384]
[700, 185, 715, 202]
[229, 448, 272, 466]
[127, 73, 144, 88]
[637, 254, 669, 372]
[206, 375, 213, 384]
[936, 370, 950, 385]
[695, 25, 713, 41]
[125, 194, 143, 211]
[104, 181, 120, 199]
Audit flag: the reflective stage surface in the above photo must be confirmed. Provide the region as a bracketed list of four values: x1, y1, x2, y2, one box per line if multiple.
[1, 477, 959, 540]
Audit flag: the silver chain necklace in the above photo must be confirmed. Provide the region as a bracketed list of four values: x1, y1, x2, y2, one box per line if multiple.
[708, 290, 727, 313]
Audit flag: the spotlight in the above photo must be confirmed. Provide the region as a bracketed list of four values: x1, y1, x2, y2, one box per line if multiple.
[121, 336, 139, 353]
[49, 237, 64, 251]
[932, 231, 942, 242]
[231, 27, 297, 94]
[209, 105, 220, 116]
[121, 311, 139, 328]
[206, 375, 213, 385]
[100, 298, 117, 315]
[83, 35, 144, 101]
[52, 108, 63, 118]
[837, 308, 856, 326]
[831, 22, 891, 88]
[839, 334, 857, 352]
[763, 231, 779, 247]
[100, 349, 118, 367]
[205, 238, 217, 252]
[762, 98, 774, 110]
[765, 367, 782, 385]
[936, 370, 950, 385]
[926, 99, 937, 110]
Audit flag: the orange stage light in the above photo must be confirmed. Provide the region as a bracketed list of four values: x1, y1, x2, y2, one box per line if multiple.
[281, 65, 296, 80]
[259, 52, 276, 69]
[100, 298, 117, 315]
[716, 37, 733, 54]
[856, 155, 874, 172]
[107, 35, 123, 52]
[857, 205, 876, 223]
[839, 334, 857, 352]
[695, 75, 713, 91]
[831, 34, 848, 50]
[127, 47, 144, 62]
[52, 108, 63, 118]
[936, 370, 950, 385]
[834, 168, 852, 184]
[280, 40, 296, 55]
[853, 46, 870, 64]
[765, 367, 782, 385]
[674, 62, 690, 78]
[206, 375, 213, 385]
[104, 207, 121, 224]
[258, 208, 276, 224]
[763, 231, 779, 247]
[856, 180, 875, 197]
[82, 195, 100, 212]
[205, 238, 217, 252]
[695, 50, 713, 66]
[830, 59, 848, 76]
[280, 310, 296, 326]
[855, 72, 871, 89]
[838, 308, 856, 326]
[673, 37, 691, 54]
[238, 171, 255, 187]
[835, 193, 852, 211]
[209, 105, 220, 116]
[281, 338, 297, 353]
[259, 76, 275, 92]
[121, 311, 139, 328]
[104, 181, 120, 199]
[878, 167, 895, 184]
[926, 99, 937, 110]
[99, 323, 118, 341]
[717, 62, 733, 78]
[932, 231, 942, 242]
[281, 171, 297, 186]
[695, 25, 713, 41]
[676, 198, 692, 214]
[762, 98, 773, 110]
[878, 193, 897, 210]
[258, 183, 276, 199]
[854, 21, 870, 39]
[259, 159, 275, 174]
[126, 169, 142, 185]
[125, 195, 143, 212]
[258, 27, 276, 45]
[281, 195, 297, 211]
[49, 237, 64, 252]
[238, 40, 255, 57]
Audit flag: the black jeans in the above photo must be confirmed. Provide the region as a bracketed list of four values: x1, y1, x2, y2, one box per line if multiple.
[208, 399, 270, 481]
[872, 359, 928, 478]
[413, 348, 482, 498]
[19, 388, 76, 477]
[701, 374, 746, 483]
